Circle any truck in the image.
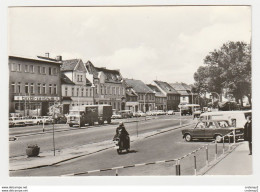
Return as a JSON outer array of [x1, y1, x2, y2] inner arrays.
[[67, 105, 112, 127]]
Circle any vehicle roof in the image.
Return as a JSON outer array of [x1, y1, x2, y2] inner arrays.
[[201, 110, 251, 116]]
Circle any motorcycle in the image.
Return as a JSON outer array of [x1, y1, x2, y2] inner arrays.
[[113, 135, 130, 154]]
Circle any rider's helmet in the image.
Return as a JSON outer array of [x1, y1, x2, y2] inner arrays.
[[119, 121, 124, 126]]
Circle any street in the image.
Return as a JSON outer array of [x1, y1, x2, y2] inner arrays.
[[10, 115, 229, 176]]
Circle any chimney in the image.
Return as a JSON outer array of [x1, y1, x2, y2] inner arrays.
[[45, 53, 49, 58], [56, 55, 62, 61]]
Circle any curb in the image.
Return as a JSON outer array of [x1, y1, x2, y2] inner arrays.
[[10, 121, 195, 172]]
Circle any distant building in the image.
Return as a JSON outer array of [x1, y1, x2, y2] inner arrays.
[[9, 55, 62, 116], [125, 85, 139, 112], [147, 84, 167, 111], [170, 82, 198, 104], [152, 80, 180, 110], [86, 61, 126, 111], [60, 59, 93, 114], [124, 78, 155, 112]]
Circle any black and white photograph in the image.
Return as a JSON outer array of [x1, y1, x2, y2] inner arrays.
[[1, 1, 260, 190]]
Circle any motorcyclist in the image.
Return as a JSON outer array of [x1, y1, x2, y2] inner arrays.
[[114, 122, 130, 149]]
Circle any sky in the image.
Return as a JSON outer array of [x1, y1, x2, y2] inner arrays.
[[8, 6, 251, 84]]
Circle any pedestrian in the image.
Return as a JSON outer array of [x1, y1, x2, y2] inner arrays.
[[244, 116, 252, 155]]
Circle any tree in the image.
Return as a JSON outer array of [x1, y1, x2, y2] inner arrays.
[[194, 41, 251, 106]]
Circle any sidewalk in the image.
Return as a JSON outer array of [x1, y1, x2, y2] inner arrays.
[[204, 141, 252, 175]]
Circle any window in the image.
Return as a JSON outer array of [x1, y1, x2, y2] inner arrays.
[[54, 84, 57, 95], [65, 87, 68, 96], [30, 65, 34, 73], [42, 84, 46, 94], [38, 66, 41, 74], [17, 64, 21, 72], [49, 67, 52, 75], [86, 88, 89, 97], [25, 83, 29, 94], [105, 86, 107, 95], [72, 88, 74, 96], [11, 63, 16, 71], [42, 67, 46, 74], [53, 68, 57, 75], [30, 83, 34, 94], [37, 83, 41, 94], [80, 75, 83, 82], [25, 65, 29, 72], [11, 82, 15, 93], [17, 82, 21, 93], [49, 84, 52, 94], [81, 88, 84, 96], [77, 88, 79, 96]]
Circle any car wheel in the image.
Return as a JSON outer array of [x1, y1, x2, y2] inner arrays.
[[37, 122, 40, 125], [184, 134, 192, 142], [215, 135, 223, 143], [117, 149, 121, 154]]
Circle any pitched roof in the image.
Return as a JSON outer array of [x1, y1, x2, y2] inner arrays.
[[61, 73, 75, 85], [170, 83, 192, 96], [153, 80, 179, 94], [61, 59, 86, 72], [124, 78, 154, 94], [86, 61, 123, 83], [147, 84, 166, 97]]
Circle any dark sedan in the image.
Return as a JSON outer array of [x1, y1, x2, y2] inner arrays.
[[182, 120, 244, 142]]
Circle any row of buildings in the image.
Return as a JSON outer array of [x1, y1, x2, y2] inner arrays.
[[9, 54, 196, 116]]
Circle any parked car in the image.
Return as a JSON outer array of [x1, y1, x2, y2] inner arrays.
[[42, 116, 53, 124], [133, 111, 146, 117], [118, 110, 133, 118], [31, 116, 45, 125], [167, 110, 174, 115], [111, 113, 122, 119], [181, 120, 244, 143], [9, 119, 15, 127], [9, 117, 26, 127]]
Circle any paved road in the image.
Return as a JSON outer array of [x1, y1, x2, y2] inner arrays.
[[9, 115, 191, 157], [10, 121, 227, 176]]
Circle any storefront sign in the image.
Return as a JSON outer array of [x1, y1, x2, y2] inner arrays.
[[14, 96, 60, 101]]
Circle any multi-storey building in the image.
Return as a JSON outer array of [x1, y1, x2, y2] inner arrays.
[[124, 78, 155, 112], [152, 80, 180, 110], [125, 85, 139, 112], [85, 61, 126, 111], [9, 55, 62, 116], [147, 84, 167, 111], [170, 82, 193, 104], [60, 59, 93, 113]]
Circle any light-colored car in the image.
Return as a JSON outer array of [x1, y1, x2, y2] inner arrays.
[[111, 114, 122, 119], [31, 116, 45, 125], [9, 117, 26, 127], [134, 111, 146, 117], [167, 110, 174, 115], [42, 116, 53, 124]]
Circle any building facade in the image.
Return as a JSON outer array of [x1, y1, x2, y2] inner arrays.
[[170, 82, 194, 104], [147, 84, 167, 111], [61, 59, 93, 113], [9, 55, 62, 116], [124, 78, 155, 112], [86, 61, 126, 111], [152, 80, 180, 110], [125, 86, 139, 112]]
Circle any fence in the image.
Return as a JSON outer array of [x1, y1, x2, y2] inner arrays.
[[62, 130, 239, 176]]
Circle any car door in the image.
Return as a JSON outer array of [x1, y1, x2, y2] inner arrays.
[[192, 122, 206, 139], [205, 122, 217, 139]]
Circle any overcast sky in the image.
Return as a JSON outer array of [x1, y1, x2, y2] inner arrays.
[[8, 6, 251, 84]]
